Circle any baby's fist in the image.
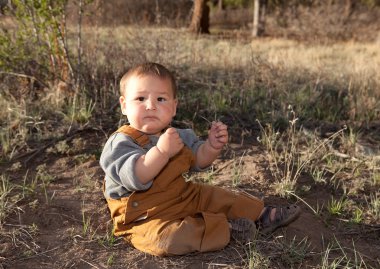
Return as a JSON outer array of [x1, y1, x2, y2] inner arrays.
[[157, 128, 184, 158], [207, 121, 228, 150]]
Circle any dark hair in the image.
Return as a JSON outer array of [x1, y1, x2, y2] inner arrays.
[[119, 62, 177, 98]]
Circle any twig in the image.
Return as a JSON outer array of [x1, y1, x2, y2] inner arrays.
[[327, 144, 360, 162], [12, 126, 98, 164], [0, 71, 48, 88], [45, 212, 82, 223], [17, 246, 60, 262], [206, 263, 230, 267], [80, 259, 103, 269], [337, 219, 380, 230], [213, 159, 235, 174], [285, 190, 318, 215], [339, 228, 380, 235]]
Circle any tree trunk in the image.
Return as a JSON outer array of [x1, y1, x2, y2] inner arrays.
[[189, 0, 210, 34], [252, 0, 267, 37], [344, 0, 354, 19], [252, 0, 260, 37], [155, 0, 161, 24], [217, 0, 223, 11]]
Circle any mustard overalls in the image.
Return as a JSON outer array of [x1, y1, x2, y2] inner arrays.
[[105, 125, 264, 256]]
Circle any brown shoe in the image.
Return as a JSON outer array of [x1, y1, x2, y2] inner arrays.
[[229, 218, 257, 243], [256, 205, 301, 234]]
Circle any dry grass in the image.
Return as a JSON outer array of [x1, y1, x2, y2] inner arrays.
[[1, 25, 380, 268]]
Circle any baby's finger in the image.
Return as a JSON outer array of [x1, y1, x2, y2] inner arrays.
[[210, 121, 217, 131], [216, 123, 228, 131], [217, 135, 228, 143], [215, 129, 228, 137], [165, 127, 178, 134]]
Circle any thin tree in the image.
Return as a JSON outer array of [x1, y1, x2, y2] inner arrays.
[[189, 0, 210, 34], [252, 0, 267, 37], [217, 0, 223, 11]]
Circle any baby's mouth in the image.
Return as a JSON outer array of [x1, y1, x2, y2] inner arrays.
[[144, 116, 158, 120]]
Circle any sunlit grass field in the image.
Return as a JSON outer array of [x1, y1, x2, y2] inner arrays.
[[1, 25, 379, 267]]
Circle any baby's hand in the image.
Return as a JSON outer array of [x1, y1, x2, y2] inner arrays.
[[156, 128, 184, 158], [207, 121, 228, 150]]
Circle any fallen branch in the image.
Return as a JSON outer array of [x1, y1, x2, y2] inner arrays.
[[0, 71, 48, 89], [12, 126, 100, 164]]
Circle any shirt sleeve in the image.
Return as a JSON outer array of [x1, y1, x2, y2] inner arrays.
[[177, 128, 208, 172], [100, 133, 153, 198]]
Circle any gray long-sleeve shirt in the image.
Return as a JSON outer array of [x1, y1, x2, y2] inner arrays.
[[100, 128, 205, 199]]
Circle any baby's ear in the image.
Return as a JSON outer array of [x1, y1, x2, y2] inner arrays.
[[119, 96, 127, 115], [172, 99, 178, 117]]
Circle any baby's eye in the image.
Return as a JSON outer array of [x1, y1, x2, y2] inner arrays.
[[136, 97, 145, 101], [157, 97, 166, 102]]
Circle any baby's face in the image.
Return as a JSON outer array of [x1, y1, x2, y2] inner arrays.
[[120, 75, 177, 135]]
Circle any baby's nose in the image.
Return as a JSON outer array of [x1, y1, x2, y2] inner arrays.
[[146, 99, 156, 110]]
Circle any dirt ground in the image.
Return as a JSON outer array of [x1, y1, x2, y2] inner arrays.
[[1, 126, 379, 269]]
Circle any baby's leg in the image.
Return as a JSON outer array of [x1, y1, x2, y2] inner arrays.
[[127, 212, 230, 256], [197, 184, 264, 221]]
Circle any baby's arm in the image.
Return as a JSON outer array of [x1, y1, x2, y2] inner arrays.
[[196, 121, 228, 169], [135, 128, 184, 184]]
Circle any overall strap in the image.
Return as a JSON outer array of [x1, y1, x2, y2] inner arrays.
[[116, 125, 150, 147]]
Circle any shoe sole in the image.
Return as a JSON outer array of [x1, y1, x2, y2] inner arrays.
[[259, 205, 301, 234], [230, 218, 257, 243]]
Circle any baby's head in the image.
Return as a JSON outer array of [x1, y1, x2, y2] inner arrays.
[[119, 63, 178, 135], [120, 62, 177, 99]]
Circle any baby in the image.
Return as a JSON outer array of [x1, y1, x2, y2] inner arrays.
[[100, 62, 300, 256]]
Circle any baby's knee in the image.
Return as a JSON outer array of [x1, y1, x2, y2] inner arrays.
[[130, 228, 198, 256], [155, 230, 199, 256]]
